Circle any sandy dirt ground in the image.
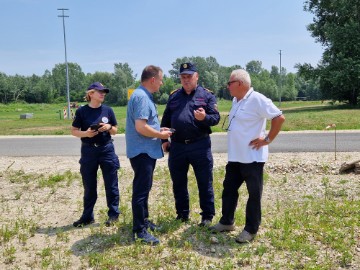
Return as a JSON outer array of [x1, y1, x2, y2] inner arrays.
[[0, 152, 359, 269]]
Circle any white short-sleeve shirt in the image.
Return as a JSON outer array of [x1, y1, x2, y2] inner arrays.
[[227, 88, 282, 163]]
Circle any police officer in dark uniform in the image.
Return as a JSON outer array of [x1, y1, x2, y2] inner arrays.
[[71, 82, 120, 227], [161, 63, 220, 226]]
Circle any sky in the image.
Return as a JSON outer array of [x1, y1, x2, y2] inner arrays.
[[0, 0, 324, 78]]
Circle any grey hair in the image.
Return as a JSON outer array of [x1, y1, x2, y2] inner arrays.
[[230, 69, 251, 86]]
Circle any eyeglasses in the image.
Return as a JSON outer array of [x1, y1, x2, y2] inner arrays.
[[221, 114, 235, 131], [227, 80, 239, 87], [221, 99, 244, 131]]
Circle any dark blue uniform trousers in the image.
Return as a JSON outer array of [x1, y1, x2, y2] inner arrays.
[[79, 143, 120, 221], [130, 153, 156, 233], [169, 137, 215, 220], [219, 162, 264, 234]]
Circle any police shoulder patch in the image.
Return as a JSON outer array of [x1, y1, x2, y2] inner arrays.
[[204, 88, 214, 94], [170, 88, 180, 95]]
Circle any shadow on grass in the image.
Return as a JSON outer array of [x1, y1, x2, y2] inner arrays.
[[36, 223, 81, 236], [36, 221, 134, 256], [161, 220, 247, 260], [70, 223, 134, 256]]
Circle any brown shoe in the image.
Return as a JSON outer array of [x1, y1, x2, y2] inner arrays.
[[209, 222, 235, 233], [235, 230, 256, 243]]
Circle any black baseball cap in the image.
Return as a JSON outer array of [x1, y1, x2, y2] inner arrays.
[[87, 82, 109, 93], [179, 62, 197, 75]]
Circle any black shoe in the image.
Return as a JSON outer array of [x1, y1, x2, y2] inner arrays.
[[145, 219, 161, 231], [198, 219, 212, 227], [105, 216, 119, 227], [176, 215, 190, 223], [73, 218, 95, 227], [133, 230, 160, 245]]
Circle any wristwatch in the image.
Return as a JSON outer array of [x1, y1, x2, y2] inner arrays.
[[264, 135, 271, 143]]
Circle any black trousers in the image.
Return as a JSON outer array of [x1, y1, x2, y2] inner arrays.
[[219, 161, 264, 234], [79, 143, 120, 221], [130, 153, 156, 233], [168, 137, 215, 220]]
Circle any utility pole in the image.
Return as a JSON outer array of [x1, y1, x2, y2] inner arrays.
[[279, 49, 282, 107], [57, 8, 71, 119]]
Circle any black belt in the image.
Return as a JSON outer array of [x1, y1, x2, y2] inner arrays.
[[82, 139, 113, 148], [173, 134, 209, 144]]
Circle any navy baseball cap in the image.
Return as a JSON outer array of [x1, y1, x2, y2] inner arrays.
[[179, 62, 197, 75], [87, 82, 109, 93]]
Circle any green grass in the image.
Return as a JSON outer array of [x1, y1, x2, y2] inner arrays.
[[0, 100, 359, 135], [0, 164, 358, 269]]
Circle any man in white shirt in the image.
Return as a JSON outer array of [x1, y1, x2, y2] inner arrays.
[[210, 69, 285, 243]]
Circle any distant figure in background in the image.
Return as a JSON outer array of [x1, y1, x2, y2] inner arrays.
[[210, 69, 285, 243], [71, 82, 120, 228], [161, 62, 220, 227], [126, 65, 173, 245]]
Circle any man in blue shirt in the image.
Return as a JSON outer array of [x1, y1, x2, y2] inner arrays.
[[126, 65, 173, 245], [161, 63, 220, 227]]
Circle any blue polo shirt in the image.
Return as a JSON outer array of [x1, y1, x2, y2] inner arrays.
[[125, 85, 163, 159]]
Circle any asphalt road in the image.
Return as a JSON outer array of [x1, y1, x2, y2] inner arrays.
[[0, 131, 359, 157]]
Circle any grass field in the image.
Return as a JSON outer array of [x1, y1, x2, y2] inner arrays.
[[0, 100, 359, 135], [0, 100, 359, 269], [0, 153, 359, 269]]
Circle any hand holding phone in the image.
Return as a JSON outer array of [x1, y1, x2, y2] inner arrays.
[[90, 124, 100, 131]]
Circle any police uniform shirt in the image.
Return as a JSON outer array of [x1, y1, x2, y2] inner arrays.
[[161, 85, 220, 142], [227, 88, 283, 163], [72, 104, 117, 145]]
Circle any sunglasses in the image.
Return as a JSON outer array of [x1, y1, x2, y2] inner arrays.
[[227, 80, 241, 87]]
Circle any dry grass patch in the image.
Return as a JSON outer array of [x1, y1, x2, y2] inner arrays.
[[0, 153, 359, 269]]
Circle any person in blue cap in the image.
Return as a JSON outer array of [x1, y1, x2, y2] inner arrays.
[[71, 82, 120, 227], [161, 62, 220, 227], [126, 65, 173, 245]]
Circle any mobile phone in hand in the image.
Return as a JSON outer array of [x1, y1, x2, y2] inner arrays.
[[90, 124, 100, 131]]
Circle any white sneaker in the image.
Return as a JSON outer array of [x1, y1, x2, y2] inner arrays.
[[235, 230, 256, 243]]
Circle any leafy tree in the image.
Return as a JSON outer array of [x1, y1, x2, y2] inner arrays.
[[52, 62, 86, 100], [8, 75, 28, 102], [169, 56, 222, 89], [251, 69, 278, 100], [112, 63, 136, 106], [80, 71, 114, 103], [24, 74, 42, 103], [160, 75, 180, 95], [299, 0, 360, 105], [281, 73, 297, 101], [154, 75, 181, 104], [158, 93, 169, 104], [217, 65, 242, 100], [295, 76, 321, 101], [203, 70, 220, 94], [246, 60, 263, 75], [0, 56, 315, 105], [0, 72, 10, 103]]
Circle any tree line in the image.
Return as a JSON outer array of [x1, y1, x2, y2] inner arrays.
[[0, 56, 321, 106], [297, 0, 360, 106]]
